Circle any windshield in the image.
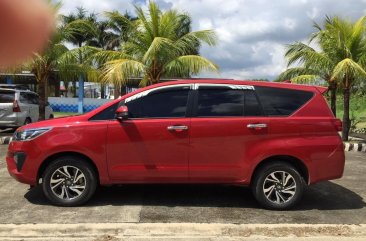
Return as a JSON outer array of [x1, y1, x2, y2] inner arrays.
[[0, 91, 15, 103]]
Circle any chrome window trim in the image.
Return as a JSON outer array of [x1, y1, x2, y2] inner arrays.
[[124, 84, 193, 103], [193, 83, 254, 90]]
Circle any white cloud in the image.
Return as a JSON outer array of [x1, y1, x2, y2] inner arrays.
[[60, 0, 366, 80], [59, 0, 135, 16]]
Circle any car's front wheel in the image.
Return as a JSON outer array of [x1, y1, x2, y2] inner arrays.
[[42, 156, 97, 206], [252, 162, 305, 210]]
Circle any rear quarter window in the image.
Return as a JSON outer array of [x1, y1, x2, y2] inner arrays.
[[255, 86, 313, 116], [0, 91, 15, 103]]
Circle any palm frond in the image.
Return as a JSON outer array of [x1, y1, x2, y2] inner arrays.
[[331, 58, 366, 87], [164, 55, 219, 77], [102, 59, 146, 86], [276, 67, 318, 81], [290, 75, 322, 85], [92, 50, 132, 65], [175, 30, 217, 55], [143, 37, 176, 62]]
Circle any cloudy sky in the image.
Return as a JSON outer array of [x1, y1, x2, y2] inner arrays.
[[60, 0, 366, 80]]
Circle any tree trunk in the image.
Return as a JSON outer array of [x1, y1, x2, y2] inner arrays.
[[73, 81, 77, 97], [342, 88, 351, 141], [329, 82, 337, 116], [55, 79, 60, 97], [101, 83, 105, 99], [38, 77, 47, 121], [114, 85, 121, 100]]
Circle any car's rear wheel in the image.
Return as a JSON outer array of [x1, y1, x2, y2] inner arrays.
[[251, 162, 305, 210], [42, 156, 97, 206], [24, 117, 31, 125]]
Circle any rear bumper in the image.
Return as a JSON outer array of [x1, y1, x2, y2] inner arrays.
[[310, 140, 345, 184], [0, 121, 19, 128]]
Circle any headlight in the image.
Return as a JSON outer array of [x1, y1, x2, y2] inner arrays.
[[13, 127, 52, 141]]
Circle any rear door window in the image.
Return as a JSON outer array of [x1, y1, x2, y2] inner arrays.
[[20, 93, 31, 104], [0, 91, 15, 103], [195, 86, 263, 117], [196, 86, 244, 117], [255, 86, 313, 116], [29, 94, 39, 104], [244, 90, 262, 116]]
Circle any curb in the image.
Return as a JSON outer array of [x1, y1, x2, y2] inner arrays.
[[0, 223, 365, 240], [344, 142, 366, 152]]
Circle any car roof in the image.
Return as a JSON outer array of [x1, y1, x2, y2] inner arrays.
[[162, 79, 323, 90], [0, 84, 30, 90], [121, 79, 326, 99]]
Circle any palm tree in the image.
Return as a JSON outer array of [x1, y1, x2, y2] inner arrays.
[[62, 7, 98, 100], [96, 1, 218, 88], [62, 7, 98, 48], [104, 11, 138, 51], [277, 23, 337, 115], [323, 16, 366, 140], [278, 16, 366, 141], [86, 20, 118, 98], [26, 4, 96, 120]]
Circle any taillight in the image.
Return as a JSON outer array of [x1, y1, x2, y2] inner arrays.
[[333, 119, 342, 132], [13, 100, 21, 112]]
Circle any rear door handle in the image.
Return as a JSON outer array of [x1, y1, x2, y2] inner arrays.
[[247, 123, 267, 129], [167, 125, 189, 132]]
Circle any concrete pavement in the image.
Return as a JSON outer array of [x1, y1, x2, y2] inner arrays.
[[0, 223, 366, 241], [0, 145, 365, 240]]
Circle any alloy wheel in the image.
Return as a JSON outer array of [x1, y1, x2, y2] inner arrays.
[[50, 165, 87, 200], [262, 171, 296, 204]]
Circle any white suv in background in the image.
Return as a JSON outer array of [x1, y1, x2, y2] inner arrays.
[[0, 88, 53, 128]]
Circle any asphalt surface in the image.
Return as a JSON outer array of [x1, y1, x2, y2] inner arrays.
[[0, 145, 365, 225]]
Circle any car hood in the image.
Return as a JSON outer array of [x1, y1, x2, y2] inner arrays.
[[17, 115, 85, 131]]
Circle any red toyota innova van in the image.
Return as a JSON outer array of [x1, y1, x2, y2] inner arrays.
[[6, 80, 345, 210]]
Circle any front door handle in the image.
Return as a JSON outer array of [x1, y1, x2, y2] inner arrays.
[[247, 123, 267, 129], [167, 125, 189, 132]]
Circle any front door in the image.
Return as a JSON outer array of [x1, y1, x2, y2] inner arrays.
[[106, 85, 192, 182]]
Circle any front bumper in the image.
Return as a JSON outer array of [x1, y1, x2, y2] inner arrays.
[[6, 141, 41, 186]]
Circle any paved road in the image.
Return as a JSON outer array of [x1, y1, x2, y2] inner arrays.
[[0, 145, 365, 225]]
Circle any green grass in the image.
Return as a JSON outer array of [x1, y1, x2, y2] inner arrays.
[[335, 94, 366, 129], [53, 112, 76, 118]]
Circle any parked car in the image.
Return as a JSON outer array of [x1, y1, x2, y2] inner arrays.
[[0, 84, 30, 90], [6, 80, 345, 210], [0, 88, 53, 128]]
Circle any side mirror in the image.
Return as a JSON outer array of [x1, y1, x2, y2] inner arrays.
[[116, 106, 129, 121]]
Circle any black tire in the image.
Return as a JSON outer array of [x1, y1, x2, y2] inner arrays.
[[251, 162, 305, 210], [42, 156, 97, 206], [24, 118, 31, 125], [49, 114, 54, 119]]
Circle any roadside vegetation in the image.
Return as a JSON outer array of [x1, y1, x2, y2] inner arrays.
[[278, 16, 366, 141], [337, 94, 366, 131]]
